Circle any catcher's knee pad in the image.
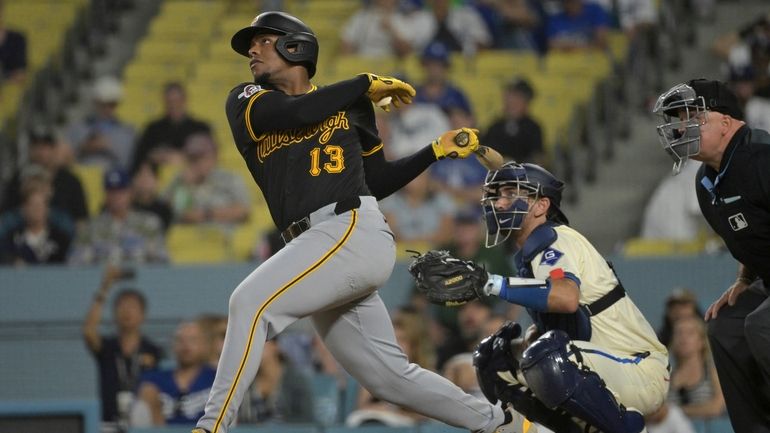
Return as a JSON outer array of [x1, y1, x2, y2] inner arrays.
[[520, 330, 645, 433]]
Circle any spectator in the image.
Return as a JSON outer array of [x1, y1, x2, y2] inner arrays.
[[657, 288, 703, 347], [482, 79, 545, 166], [196, 314, 227, 370], [133, 321, 216, 426], [668, 316, 726, 420], [0, 130, 88, 224], [66, 76, 136, 170], [379, 171, 456, 247], [427, 0, 492, 54], [340, 0, 434, 58], [346, 308, 433, 427], [0, 0, 27, 84], [82, 266, 163, 424], [131, 162, 172, 232], [0, 183, 74, 265], [237, 338, 315, 424], [131, 82, 211, 173], [69, 167, 168, 265], [387, 101, 450, 159], [545, 0, 610, 52], [640, 161, 705, 242], [163, 133, 250, 226], [479, 0, 541, 50], [429, 104, 487, 203], [435, 300, 493, 371], [443, 204, 514, 279], [414, 41, 472, 116]]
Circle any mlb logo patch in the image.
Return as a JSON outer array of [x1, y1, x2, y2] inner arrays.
[[540, 248, 563, 266], [728, 213, 748, 231], [238, 84, 262, 99]]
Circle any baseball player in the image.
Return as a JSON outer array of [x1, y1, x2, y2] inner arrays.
[[654, 79, 770, 432], [192, 12, 524, 433], [471, 162, 669, 433]]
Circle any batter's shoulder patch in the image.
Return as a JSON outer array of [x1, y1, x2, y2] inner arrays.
[[540, 247, 564, 266], [238, 84, 262, 100]]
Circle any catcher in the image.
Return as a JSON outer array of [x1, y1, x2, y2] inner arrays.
[[409, 162, 669, 433]]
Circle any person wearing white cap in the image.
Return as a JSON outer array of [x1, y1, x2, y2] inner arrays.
[[66, 76, 137, 170]]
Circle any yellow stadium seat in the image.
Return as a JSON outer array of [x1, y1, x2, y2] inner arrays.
[[622, 237, 706, 257], [468, 50, 540, 81], [0, 83, 24, 122], [330, 55, 399, 78], [608, 31, 630, 63], [135, 40, 205, 64], [458, 78, 505, 129], [71, 164, 104, 217], [544, 50, 611, 82], [167, 225, 232, 263], [123, 63, 190, 86]]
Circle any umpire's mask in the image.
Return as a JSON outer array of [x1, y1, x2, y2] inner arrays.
[[653, 83, 707, 175]]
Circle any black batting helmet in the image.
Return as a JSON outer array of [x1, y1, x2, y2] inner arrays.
[[231, 11, 319, 78]]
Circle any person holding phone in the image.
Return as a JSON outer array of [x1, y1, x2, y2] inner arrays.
[[82, 265, 163, 427]]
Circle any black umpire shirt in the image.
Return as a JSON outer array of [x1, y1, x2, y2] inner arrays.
[[695, 125, 770, 283], [225, 76, 437, 232]]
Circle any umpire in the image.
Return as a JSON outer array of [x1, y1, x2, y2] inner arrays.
[[654, 78, 770, 432]]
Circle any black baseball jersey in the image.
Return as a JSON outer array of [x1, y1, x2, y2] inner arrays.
[[695, 125, 770, 282], [225, 77, 382, 231]]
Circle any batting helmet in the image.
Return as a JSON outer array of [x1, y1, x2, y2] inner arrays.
[[231, 11, 319, 78]]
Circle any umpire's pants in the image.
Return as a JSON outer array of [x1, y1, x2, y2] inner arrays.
[[707, 283, 770, 433]]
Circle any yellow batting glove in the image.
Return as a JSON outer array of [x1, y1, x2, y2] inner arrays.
[[361, 73, 416, 112], [431, 127, 480, 160]]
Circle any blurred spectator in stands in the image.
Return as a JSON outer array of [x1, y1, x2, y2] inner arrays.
[[1, 130, 88, 224], [0, 0, 26, 84], [346, 307, 432, 427], [657, 288, 703, 347], [482, 79, 545, 166], [130, 82, 211, 173], [131, 162, 172, 232], [387, 101, 450, 159], [545, 0, 610, 52], [380, 171, 456, 248], [163, 133, 250, 226], [435, 300, 492, 371], [443, 204, 513, 277], [414, 41, 472, 115], [443, 312, 508, 399], [0, 182, 74, 265], [477, 0, 541, 50], [238, 338, 315, 424], [427, 0, 492, 54], [645, 403, 697, 433], [429, 104, 487, 204], [640, 161, 704, 242], [724, 43, 770, 132], [70, 168, 168, 264], [67, 76, 136, 170], [196, 314, 228, 370], [133, 320, 215, 426], [340, 0, 434, 58], [83, 266, 163, 424], [668, 316, 726, 420]]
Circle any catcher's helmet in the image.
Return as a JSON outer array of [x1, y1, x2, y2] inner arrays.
[[231, 11, 319, 78], [481, 162, 568, 247]]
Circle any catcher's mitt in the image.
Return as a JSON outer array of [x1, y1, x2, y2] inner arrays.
[[407, 250, 489, 307]]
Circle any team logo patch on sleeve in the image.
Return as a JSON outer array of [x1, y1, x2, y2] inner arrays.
[[238, 84, 262, 99], [540, 248, 564, 266]]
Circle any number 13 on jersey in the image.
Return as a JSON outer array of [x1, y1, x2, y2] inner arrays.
[[309, 145, 345, 176]]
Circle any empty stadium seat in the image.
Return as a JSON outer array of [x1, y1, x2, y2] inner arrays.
[[167, 225, 232, 263], [70, 164, 104, 217]]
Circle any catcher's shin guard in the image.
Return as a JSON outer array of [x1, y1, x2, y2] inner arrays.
[[474, 323, 582, 433], [520, 330, 646, 433]]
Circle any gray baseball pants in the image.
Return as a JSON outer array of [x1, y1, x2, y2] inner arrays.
[[197, 196, 504, 433]]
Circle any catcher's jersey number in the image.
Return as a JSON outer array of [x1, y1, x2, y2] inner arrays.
[[309, 145, 345, 176]]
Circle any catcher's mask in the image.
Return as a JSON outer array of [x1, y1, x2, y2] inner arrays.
[[231, 11, 319, 78], [653, 79, 743, 174], [481, 162, 568, 247]]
